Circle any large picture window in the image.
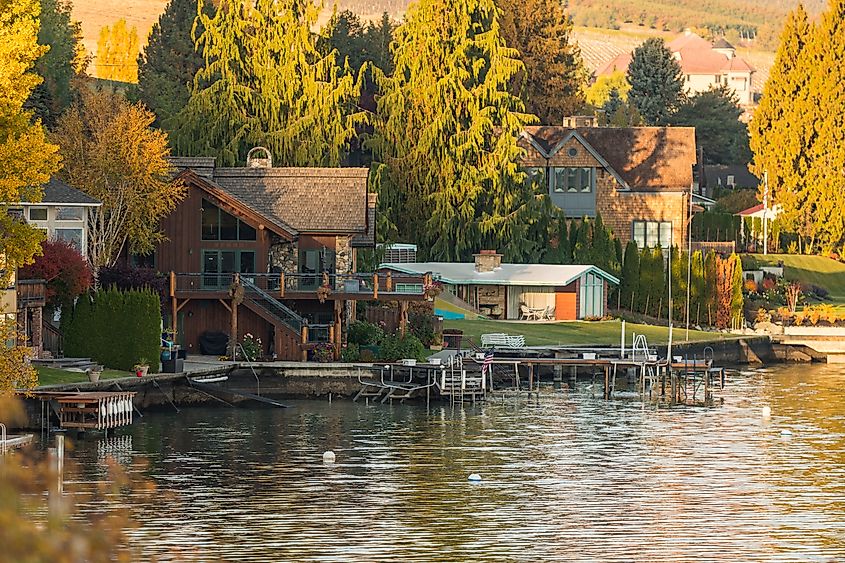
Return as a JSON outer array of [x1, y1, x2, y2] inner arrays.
[[553, 167, 593, 193], [201, 199, 257, 241], [632, 220, 673, 248], [202, 249, 256, 288]]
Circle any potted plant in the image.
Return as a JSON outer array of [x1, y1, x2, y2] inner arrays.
[[429, 335, 443, 351], [87, 364, 103, 383], [134, 359, 150, 378]]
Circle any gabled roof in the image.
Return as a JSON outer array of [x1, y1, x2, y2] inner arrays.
[[736, 204, 782, 218], [174, 164, 372, 238], [17, 178, 100, 206], [712, 38, 735, 50], [381, 262, 620, 286], [522, 126, 696, 191], [703, 164, 760, 189]]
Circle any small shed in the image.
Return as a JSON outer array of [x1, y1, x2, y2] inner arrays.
[[380, 251, 619, 320]]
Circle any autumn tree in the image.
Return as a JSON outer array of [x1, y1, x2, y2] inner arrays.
[[369, 0, 556, 262], [627, 38, 684, 125], [498, 0, 586, 123], [18, 239, 92, 312], [95, 19, 139, 82], [137, 0, 210, 129], [0, 0, 62, 276], [171, 0, 362, 167], [669, 85, 751, 165], [26, 0, 86, 127], [585, 70, 629, 108], [52, 89, 185, 272]]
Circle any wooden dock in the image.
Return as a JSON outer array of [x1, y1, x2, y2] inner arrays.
[[28, 391, 137, 431]]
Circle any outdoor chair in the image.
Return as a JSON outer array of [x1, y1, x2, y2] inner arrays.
[[519, 304, 535, 320]]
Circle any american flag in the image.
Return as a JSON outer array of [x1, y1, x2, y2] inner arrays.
[[481, 349, 495, 377]]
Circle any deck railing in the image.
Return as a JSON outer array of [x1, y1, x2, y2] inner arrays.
[[172, 272, 429, 298]]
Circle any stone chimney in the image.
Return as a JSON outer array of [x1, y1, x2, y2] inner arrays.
[[246, 146, 272, 168], [473, 250, 502, 272], [562, 115, 596, 128]]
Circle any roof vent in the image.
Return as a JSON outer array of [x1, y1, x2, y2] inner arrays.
[[246, 146, 272, 168]]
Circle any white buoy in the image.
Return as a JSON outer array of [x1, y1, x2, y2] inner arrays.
[[781, 429, 793, 436], [467, 473, 482, 482], [323, 450, 336, 463], [762, 405, 771, 418]]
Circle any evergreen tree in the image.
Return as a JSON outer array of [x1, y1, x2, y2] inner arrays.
[[320, 9, 367, 72], [627, 37, 684, 125], [95, 19, 139, 82], [620, 241, 639, 311], [636, 247, 653, 314], [689, 250, 706, 325], [703, 250, 718, 325], [568, 219, 579, 260], [669, 85, 751, 165], [137, 0, 209, 129], [172, 0, 362, 166], [749, 5, 810, 217], [26, 0, 85, 127], [801, 0, 845, 252], [370, 0, 551, 261], [572, 218, 592, 263], [365, 12, 396, 76], [651, 247, 666, 317], [497, 0, 586, 123]]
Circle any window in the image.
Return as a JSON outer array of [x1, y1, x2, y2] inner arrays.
[[201, 199, 257, 241], [29, 207, 47, 221], [55, 228, 83, 251], [567, 147, 578, 157], [632, 221, 673, 248], [299, 248, 336, 289], [553, 167, 593, 193], [56, 207, 84, 221], [395, 283, 424, 294], [202, 249, 255, 288]]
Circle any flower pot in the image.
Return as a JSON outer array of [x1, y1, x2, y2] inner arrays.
[[88, 370, 101, 383], [135, 365, 149, 378]]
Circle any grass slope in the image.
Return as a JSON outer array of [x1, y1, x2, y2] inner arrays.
[[444, 319, 726, 348], [36, 367, 130, 386], [754, 254, 845, 304]]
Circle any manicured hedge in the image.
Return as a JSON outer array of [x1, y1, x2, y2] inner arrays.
[[62, 288, 161, 372]]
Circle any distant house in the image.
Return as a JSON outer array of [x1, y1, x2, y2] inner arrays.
[[703, 164, 760, 193], [14, 178, 101, 257], [518, 121, 698, 249], [151, 152, 426, 360], [380, 251, 619, 321], [597, 31, 756, 106]]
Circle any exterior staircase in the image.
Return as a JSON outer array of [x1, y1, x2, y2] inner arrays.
[[240, 279, 306, 361]]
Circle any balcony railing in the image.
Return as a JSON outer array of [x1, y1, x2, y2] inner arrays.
[[171, 272, 429, 299]]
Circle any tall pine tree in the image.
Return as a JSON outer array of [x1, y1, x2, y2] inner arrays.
[[137, 0, 210, 129], [172, 0, 362, 166], [497, 0, 586, 124], [369, 0, 552, 261], [627, 38, 684, 125]]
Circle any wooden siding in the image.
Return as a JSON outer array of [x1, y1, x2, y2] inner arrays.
[[156, 184, 273, 273]]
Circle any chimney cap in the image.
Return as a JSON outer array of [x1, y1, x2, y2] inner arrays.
[[476, 249, 500, 255]]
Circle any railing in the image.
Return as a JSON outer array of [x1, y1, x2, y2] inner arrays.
[[241, 278, 304, 334], [172, 272, 428, 299]]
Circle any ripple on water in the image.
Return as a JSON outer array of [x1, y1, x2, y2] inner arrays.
[[61, 363, 845, 561]]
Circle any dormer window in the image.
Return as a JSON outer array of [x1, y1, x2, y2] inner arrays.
[[553, 167, 593, 193]]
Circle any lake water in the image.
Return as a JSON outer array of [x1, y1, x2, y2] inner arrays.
[[67, 363, 845, 561]]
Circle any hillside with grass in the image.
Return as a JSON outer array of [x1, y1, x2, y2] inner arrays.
[[755, 254, 845, 305], [71, 0, 809, 83]]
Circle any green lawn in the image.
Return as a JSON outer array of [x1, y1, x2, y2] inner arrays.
[[36, 366, 131, 386], [443, 319, 728, 348], [753, 254, 845, 304]]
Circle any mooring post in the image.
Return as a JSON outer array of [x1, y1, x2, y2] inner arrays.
[[604, 366, 610, 399]]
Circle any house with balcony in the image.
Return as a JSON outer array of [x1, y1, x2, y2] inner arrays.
[[156, 151, 428, 361], [518, 121, 698, 249]]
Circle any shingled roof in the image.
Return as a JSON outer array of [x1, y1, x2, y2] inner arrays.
[[19, 178, 100, 206], [522, 126, 697, 191]]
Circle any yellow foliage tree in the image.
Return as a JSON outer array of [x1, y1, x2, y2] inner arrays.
[[94, 18, 139, 82], [0, 0, 62, 275], [585, 70, 630, 107], [53, 89, 185, 271], [0, 320, 38, 394]]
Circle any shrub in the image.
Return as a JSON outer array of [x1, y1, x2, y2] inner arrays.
[[312, 342, 334, 363], [340, 343, 360, 362], [18, 240, 92, 311], [99, 266, 168, 310], [377, 334, 426, 362], [63, 288, 161, 372], [761, 276, 776, 291], [740, 255, 759, 271], [238, 333, 262, 361], [744, 279, 758, 293], [348, 320, 384, 346], [786, 241, 799, 254], [408, 309, 436, 346]]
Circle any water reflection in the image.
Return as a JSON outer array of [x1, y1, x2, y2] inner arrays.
[[66, 364, 845, 561]]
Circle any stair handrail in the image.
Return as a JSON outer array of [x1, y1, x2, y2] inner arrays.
[[241, 278, 304, 331]]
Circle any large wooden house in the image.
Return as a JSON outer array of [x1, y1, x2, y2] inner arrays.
[[155, 152, 427, 361]]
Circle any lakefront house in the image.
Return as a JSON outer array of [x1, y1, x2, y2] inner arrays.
[[518, 119, 698, 249], [153, 150, 427, 360]]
